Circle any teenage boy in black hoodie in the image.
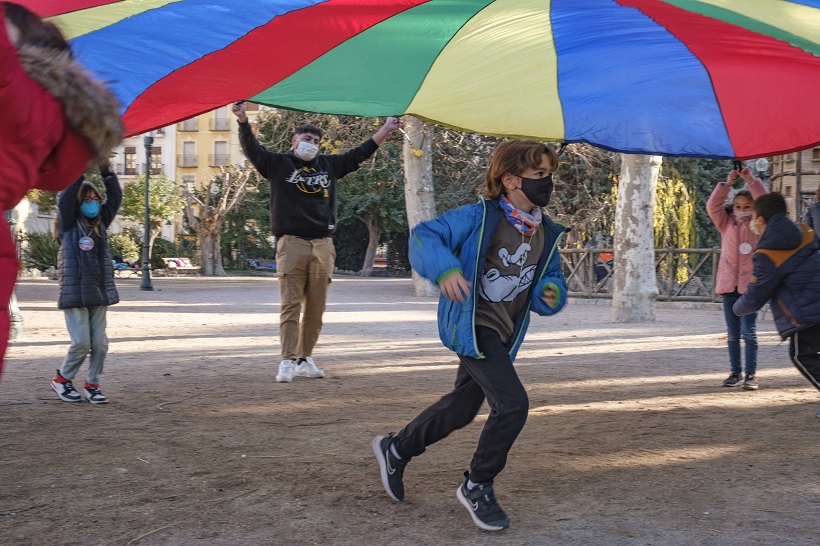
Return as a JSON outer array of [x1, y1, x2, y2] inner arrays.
[[233, 102, 400, 383], [733, 192, 820, 417]]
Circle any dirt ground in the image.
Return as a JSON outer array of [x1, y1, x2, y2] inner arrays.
[[2, 276, 818, 546]]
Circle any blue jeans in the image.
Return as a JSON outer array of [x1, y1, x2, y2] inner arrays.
[[722, 291, 758, 375], [60, 306, 109, 385]]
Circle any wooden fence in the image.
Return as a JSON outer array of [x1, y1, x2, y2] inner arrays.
[[560, 248, 721, 302]]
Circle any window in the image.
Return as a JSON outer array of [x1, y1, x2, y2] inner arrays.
[[180, 141, 197, 168], [812, 148, 820, 161], [179, 118, 198, 132], [211, 106, 229, 131], [124, 146, 137, 175], [150, 146, 162, 174], [210, 141, 229, 166], [181, 174, 196, 192]]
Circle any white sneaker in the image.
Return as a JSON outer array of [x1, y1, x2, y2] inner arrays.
[[276, 359, 294, 383], [295, 357, 325, 378], [51, 379, 81, 402]]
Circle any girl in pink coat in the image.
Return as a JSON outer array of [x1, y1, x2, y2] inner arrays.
[[706, 168, 768, 389]]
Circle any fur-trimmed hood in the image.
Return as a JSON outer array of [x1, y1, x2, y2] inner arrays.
[[16, 45, 123, 161]]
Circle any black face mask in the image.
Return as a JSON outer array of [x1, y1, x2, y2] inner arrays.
[[519, 174, 553, 207]]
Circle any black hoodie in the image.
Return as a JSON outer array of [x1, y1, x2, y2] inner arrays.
[[238, 121, 379, 239]]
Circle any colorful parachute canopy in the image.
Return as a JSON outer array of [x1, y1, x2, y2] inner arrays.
[[19, 0, 820, 159]]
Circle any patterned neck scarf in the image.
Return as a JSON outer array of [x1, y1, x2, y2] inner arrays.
[[499, 196, 542, 236]]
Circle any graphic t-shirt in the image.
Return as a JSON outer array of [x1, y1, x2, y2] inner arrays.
[[475, 215, 544, 344]]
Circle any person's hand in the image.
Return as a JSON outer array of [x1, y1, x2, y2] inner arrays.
[[439, 272, 472, 303], [726, 169, 740, 186], [738, 167, 755, 184], [232, 101, 248, 123], [98, 157, 112, 177], [383, 116, 401, 133], [542, 284, 558, 308]]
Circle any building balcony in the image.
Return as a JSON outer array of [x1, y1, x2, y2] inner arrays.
[[209, 154, 230, 167], [114, 163, 137, 176], [178, 119, 199, 132], [178, 154, 198, 168], [210, 118, 230, 131]]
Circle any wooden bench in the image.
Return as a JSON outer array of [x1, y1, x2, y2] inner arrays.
[[113, 265, 141, 278], [162, 257, 200, 276]]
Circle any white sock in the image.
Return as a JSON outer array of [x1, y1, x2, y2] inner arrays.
[[467, 479, 477, 490], [389, 443, 402, 460]]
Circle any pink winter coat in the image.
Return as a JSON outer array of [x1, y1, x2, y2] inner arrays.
[[706, 178, 767, 295]]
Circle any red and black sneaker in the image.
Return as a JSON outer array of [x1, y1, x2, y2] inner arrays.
[[83, 383, 109, 404], [51, 371, 81, 402]]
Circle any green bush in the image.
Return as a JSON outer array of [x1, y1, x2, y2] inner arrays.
[[108, 232, 140, 264], [22, 231, 59, 271], [333, 218, 369, 272]]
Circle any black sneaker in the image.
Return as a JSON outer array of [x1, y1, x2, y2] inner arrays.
[[742, 374, 759, 390], [372, 434, 408, 501], [51, 378, 81, 402], [84, 386, 109, 404], [456, 472, 510, 531], [722, 372, 743, 387]]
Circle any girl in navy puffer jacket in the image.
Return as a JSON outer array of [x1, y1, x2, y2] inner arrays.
[[51, 161, 121, 404]]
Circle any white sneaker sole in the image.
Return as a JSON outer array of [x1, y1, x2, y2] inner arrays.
[[51, 381, 81, 402], [456, 485, 508, 531], [294, 368, 325, 378], [371, 436, 400, 502], [275, 374, 292, 383]]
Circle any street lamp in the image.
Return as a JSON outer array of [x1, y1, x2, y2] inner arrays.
[[140, 135, 154, 290]]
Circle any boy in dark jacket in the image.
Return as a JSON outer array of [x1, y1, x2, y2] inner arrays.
[[733, 192, 820, 417]]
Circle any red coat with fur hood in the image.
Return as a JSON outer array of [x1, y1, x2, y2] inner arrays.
[[1, 10, 122, 376], [0, 13, 122, 209]]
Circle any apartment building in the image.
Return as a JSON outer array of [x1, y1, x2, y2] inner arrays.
[[769, 147, 820, 220]]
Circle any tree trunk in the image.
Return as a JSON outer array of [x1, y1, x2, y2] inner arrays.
[[201, 231, 226, 276], [359, 216, 381, 277], [147, 225, 162, 264], [402, 116, 438, 296], [612, 154, 661, 323]]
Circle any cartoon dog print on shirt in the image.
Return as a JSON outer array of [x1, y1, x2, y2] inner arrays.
[[479, 242, 536, 302]]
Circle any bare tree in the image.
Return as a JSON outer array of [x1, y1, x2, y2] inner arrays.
[[180, 168, 252, 276], [402, 116, 438, 296], [612, 154, 661, 322]]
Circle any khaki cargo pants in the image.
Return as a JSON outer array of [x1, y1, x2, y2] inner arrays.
[[275, 235, 335, 361]]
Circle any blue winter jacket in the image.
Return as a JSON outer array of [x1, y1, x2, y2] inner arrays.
[[409, 198, 570, 360], [733, 214, 820, 339]]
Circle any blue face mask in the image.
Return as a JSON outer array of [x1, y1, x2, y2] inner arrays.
[[80, 200, 101, 219]]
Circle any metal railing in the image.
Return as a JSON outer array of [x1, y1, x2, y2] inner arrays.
[[178, 154, 198, 168], [560, 247, 721, 302], [210, 118, 230, 131], [178, 120, 199, 132], [209, 154, 230, 167], [115, 163, 162, 175]]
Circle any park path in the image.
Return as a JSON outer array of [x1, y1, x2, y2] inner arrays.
[[1, 277, 818, 545]]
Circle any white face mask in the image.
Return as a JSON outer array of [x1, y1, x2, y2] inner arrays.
[[294, 141, 319, 161], [734, 211, 752, 222], [749, 219, 761, 235]]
